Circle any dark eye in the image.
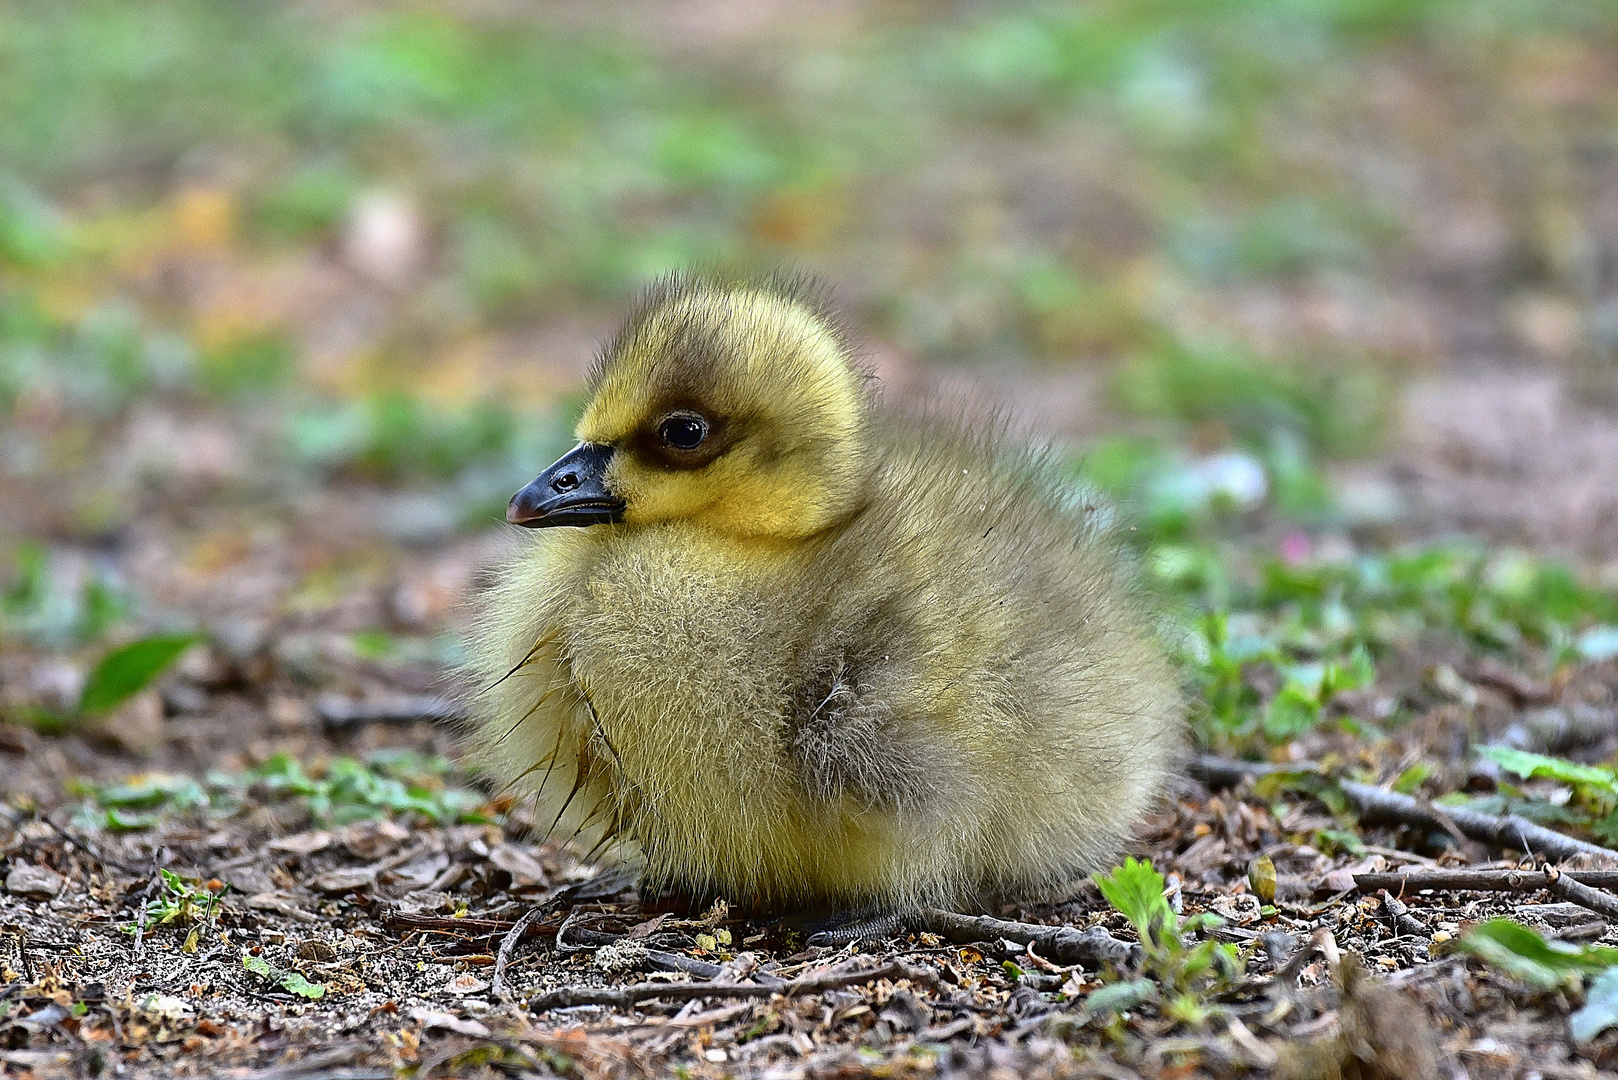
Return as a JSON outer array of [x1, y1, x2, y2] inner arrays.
[[658, 413, 708, 451]]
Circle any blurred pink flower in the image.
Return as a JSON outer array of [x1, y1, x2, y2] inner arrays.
[[1279, 530, 1311, 565]]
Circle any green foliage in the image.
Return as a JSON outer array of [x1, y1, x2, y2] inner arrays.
[[1474, 747, 1618, 844], [0, 297, 198, 417], [78, 633, 202, 715], [198, 334, 294, 399], [253, 160, 361, 238], [1091, 858, 1243, 1024], [1095, 857, 1176, 953], [0, 174, 67, 268], [250, 751, 487, 826], [1, 544, 128, 648], [84, 772, 209, 831], [123, 869, 223, 935], [82, 749, 489, 830], [242, 954, 325, 1000], [1084, 978, 1155, 1015], [286, 393, 561, 484], [1113, 339, 1389, 458], [4, 0, 1592, 356], [1459, 918, 1618, 993], [1160, 542, 1618, 751]]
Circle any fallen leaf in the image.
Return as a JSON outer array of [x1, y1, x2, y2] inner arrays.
[[409, 1008, 490, 1038], [266, 830, 334, 857], [487, 844, 549, 887], [335, 818, 409, 860]]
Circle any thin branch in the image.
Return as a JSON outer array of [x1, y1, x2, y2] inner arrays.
[[316, 693, 463, 731], [1375, 890, 1427, 937], [528, 959, 939, 1013], [41, 814, 146, 875], [1354, 868, 1618, 894], [1543, 867, 1618, 921], [382, 907, 727, 978], [1189, 755, 1618, 865], [914, 909, 1141, 968], [491, 907, 547, 1002]]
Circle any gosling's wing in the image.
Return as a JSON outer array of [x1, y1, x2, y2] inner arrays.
[[785, 640, 943, 812]]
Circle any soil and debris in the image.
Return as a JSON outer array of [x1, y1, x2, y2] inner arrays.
[[6, 1, 1618, 1077]]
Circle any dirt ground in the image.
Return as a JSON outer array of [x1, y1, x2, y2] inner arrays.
[[7, 2, 1618, 1078], [3, 346, 1618, 1079]]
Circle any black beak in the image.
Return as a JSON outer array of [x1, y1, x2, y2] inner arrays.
[[507, 443, 626, 528]]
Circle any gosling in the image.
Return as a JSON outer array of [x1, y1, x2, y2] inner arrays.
[[467, 273, 1182, 917]]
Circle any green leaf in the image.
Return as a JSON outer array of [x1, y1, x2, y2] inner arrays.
[[242, 953, 325, 1000], [1572, 968, 1618, 1043], [79, 634, 203, 715], [279, 972, 326, 1000], [1084, 979, 1154, 1015], [103, 808, 158, 831], [1458, 919, 1618, 992], [1478, 747, 1618, 794], [1594, 809, 1618, 846], [1392, 763, 1433, 795], [1094, 857, 1174, 951], [1315, 828, 1367, 857], [1252, 769, 1351, 817]]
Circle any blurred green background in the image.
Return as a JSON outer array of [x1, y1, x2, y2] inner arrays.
[[4, 0, 1618, 760], [4, 0, 1615, 512]]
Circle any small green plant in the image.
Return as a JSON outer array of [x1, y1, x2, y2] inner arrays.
[[0, 544, 133, 649], [250, 750, 488, 825], [123, 869, 224, 937], [242, 954, 326, 1000], [1090, 857, 1243, 1026], [82, 749, 490, 830], [1155, 541, 1618, 753], [1456, 748, 1618, 844]]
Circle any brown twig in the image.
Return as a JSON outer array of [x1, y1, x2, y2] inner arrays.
[[1189, 755, 1618, 864], [41, 814, 146, 875], [528, 959, 939, 1013], [1376, 890, 1428, 937], [914, 909, 1141, 968], [383, 911, 557, 940], [491, 907, 547, 1002], [1354, 868, 1618, 894], [383, 907, 728, 978], [1543, 867, 1618, 921], [316, 693, 464, 731]]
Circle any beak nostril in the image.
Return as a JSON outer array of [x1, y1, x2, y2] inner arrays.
[[552, 472, 580, 493]]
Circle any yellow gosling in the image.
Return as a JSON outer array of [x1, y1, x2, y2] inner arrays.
[[465, 272, 1183, 916]]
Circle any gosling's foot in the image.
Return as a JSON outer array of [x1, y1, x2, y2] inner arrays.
[[804, 908, 914, 947], [553, 865, 638, 905]]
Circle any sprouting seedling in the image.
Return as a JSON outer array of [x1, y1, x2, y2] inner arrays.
[[1090, 857, 1245, 1026]]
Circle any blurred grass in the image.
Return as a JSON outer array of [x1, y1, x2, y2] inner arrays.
[[4, 0, 1614, 414]]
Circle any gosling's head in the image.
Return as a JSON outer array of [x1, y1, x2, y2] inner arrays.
[[507, 274, 874, 540]]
